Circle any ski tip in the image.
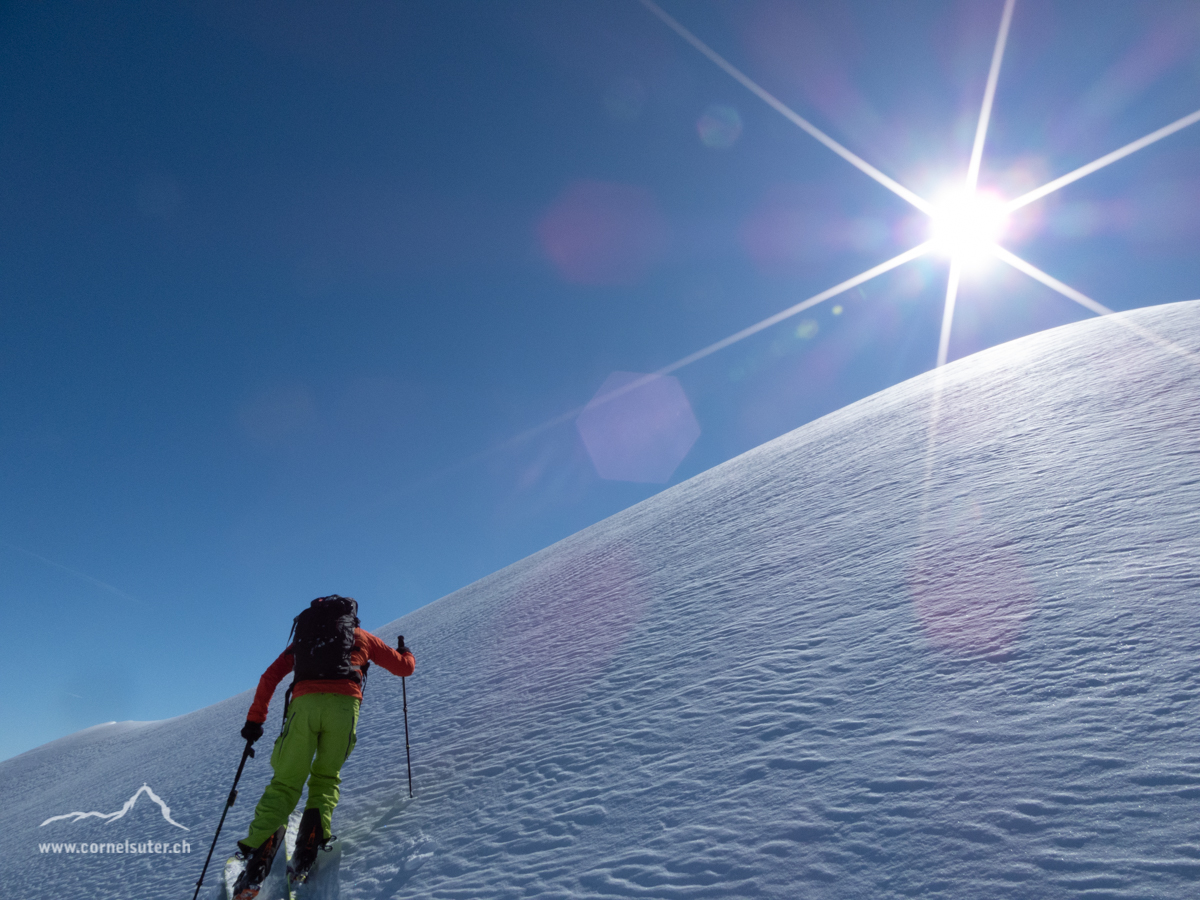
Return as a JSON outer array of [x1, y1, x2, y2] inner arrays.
[[222, 855, 245, 900]]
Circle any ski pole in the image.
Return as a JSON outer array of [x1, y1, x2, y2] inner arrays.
[[398, 634, 413, 798], [402, 675, 414, 798], [192, 740, 255, 900]]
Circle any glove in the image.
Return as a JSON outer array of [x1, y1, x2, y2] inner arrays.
[[241, 720, 264, 744], [397, 635, 409, 654]]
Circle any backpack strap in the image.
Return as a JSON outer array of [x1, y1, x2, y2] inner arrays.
[[280, 683, 294, 736]]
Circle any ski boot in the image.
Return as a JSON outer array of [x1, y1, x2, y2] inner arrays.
[[288, 807, 331, 887], [231, 825, 285, 900]]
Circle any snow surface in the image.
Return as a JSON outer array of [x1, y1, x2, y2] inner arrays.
[[4, 300, 1200, 900]]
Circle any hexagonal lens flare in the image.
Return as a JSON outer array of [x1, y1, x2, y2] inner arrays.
[[576, 372, 700, 484]]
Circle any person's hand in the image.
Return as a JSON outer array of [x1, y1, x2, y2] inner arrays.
[[397, 635, 409, 654], [241, 720, 264, 744]]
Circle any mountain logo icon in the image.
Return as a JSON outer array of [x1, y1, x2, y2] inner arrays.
[[40, 784, 189, 830]]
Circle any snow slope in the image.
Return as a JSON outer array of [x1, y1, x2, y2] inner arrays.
[[4, 301, 1199, 900]]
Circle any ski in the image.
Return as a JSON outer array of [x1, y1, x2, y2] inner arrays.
[[222, 854, 244, 899], [286, 838, 342, 898], [227, 825, 287, 900]]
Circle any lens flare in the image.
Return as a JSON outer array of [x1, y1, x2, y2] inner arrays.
[[929, 189, 1008, 266], [576, 371, 700, 484], [697, 104, 742, 149]]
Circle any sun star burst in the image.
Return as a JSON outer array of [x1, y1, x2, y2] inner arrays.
[[637, 0, 1200, 373]]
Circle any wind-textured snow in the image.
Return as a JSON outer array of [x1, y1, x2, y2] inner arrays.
[[4, 301, 1200, 900]]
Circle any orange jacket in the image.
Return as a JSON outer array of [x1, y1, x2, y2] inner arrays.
[[247, 628, 415, 724]]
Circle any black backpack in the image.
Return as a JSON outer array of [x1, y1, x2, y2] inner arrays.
[[290, 595, 366, 685]]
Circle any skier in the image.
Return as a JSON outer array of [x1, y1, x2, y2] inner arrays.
[[230, 594, 415, 900]]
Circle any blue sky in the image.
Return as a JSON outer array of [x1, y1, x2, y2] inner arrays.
[[2, 0, 1198, 762]]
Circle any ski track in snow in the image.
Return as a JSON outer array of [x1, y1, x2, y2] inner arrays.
[[3, 301, 1200, 899]]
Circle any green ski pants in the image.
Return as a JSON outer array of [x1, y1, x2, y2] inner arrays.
[[243, 692, 360, 848]]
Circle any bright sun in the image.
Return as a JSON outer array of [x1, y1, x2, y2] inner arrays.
[[636, 0, 1200, 378], [930, 189, 1009, 266]]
